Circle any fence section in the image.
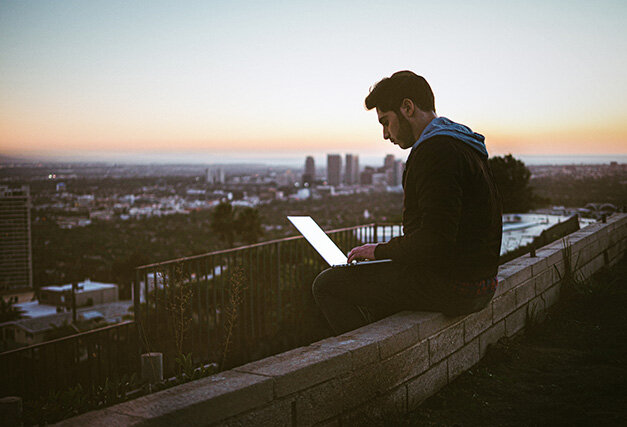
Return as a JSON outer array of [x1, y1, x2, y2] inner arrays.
[[0, 321, 140, 400], [133, 223, 402, 373]]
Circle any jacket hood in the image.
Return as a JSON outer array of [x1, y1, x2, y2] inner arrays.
[[412, 117, 488, 157]]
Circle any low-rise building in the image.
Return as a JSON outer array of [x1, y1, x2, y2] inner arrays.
[[39, 279, 118, 308], [0, 300, 132, 349]]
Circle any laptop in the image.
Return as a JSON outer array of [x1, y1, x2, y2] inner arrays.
[[287, 216, 392, 268]]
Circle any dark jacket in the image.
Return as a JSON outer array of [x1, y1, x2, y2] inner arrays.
[[374, 134, 503, 293]]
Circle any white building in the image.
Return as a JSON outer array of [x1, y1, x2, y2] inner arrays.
[[39, 279, 118, 308]]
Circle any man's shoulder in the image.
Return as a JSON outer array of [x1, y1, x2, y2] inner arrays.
[[409, 135, 465, 163]]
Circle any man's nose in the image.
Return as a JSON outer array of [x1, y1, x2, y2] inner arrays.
[[383, 129, 389, 140]]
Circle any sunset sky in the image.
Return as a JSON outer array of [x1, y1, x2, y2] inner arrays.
[[1, 0, 626, 164]]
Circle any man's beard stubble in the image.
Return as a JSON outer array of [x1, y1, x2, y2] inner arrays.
[[397, 114, 416, 149]]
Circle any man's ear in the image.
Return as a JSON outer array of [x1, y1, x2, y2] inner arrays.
[[400, 98, 415, 118]]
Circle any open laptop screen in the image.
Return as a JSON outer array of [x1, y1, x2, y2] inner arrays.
[[287, 216, 348, 266]]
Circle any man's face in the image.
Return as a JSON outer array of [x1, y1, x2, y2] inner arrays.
[[376, 108, 415, 149]]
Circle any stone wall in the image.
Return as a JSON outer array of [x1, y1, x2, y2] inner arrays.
[[57, 214, 627, 426]]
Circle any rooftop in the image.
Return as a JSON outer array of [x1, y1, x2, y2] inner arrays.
[[40, 279, 117, 293], [1, 300, 132, 333]]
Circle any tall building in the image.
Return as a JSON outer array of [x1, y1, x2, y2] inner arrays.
[[302, 156, 315, 185], [344, 154, 360, 185], [393, 159, 404, 186], [327, 154, 342, 186], [206, 167, 225, 185], [387, 159, 404, 186], [384, 154, 396, 171], [360, 166, 375, 185], [0, 186, 32, 290]]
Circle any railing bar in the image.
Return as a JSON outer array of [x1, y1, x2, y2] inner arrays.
[[143, 269, 149, 330], [234, 251, 246, 364], [288, 240, 294, 327], [219, 254, 225, 362], [203, 257, 210, 362], [299, 238, 306, 324], [114, 326, 120, 381], [155, 266, 161, 340], [97, 330, 103, 386], [249, 247, 255, 343], [53, 339, 60, 393], [262, 242, 269, 338], [74, 338, 79, 394], [210, 254, 217, 361], [195, 258, 202, 359], [255, 246, 261, 340], [276, 243, 282, 326], [0, 321, 136, 356], [135, 224, 377, 269], [256, 246, 261, 340]]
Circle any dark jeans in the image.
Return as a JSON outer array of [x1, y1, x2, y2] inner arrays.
[[312, 261, 493, 335]]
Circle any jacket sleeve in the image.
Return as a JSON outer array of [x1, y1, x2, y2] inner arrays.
[[374, 139, 464, 271]]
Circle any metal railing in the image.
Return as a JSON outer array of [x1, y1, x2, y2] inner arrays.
[[133, 223, 402, 372], [0, 321, 140, 400], [1, 216, 583, 401]]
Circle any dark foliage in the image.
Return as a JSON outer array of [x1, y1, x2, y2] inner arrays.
[[0, 296, 24, 322], [531, 175, 626, 209], [210, 201, 236, 246], [489, 154, 535, 213], [234, 207, 263, 244]]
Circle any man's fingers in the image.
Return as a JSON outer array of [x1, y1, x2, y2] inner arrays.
[[347, 246, 361, 263]]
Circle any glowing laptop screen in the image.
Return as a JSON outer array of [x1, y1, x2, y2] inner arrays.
[[287, 216, 348, 266]]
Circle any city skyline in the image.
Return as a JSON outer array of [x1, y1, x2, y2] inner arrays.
[[1, 1, 626, 162]]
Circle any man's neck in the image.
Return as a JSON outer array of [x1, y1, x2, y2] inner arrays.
[[412, 112, 438, 141]]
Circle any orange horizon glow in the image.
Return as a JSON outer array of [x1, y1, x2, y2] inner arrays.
[[2, 116, 626, 157], [1, 1, 626, 160]]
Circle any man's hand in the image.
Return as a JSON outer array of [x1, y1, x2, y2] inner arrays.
[[347, 243, 378, 263]]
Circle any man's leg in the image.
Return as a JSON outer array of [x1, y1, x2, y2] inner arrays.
[[312, 262, 406, 335]]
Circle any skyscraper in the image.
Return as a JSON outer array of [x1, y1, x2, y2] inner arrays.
[[384, 154, 396, 171], [327, 154, 342, 186], [0, 186, 32, 290], [344, 154, 359, 185], [206, 167, 225, 185], [360, 166, 375, 185], [385, 159, 405, 186], [391, 159, 404, 186], [302, 156, 315, 185]]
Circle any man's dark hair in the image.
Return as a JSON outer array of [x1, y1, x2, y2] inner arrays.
[[364, 71, 435, 114]]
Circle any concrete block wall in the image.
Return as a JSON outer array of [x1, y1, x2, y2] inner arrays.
[[57, 214, 627, 426]]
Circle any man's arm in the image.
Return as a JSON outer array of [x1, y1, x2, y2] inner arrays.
[[374, 138, 464, 271]]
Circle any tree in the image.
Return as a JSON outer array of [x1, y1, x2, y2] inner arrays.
[[210, 202, 236, 247], [235, 207, 263, 244], [489, 154, 534, 213], [111, 251, 150, 300], [0, 296, 24, 322]]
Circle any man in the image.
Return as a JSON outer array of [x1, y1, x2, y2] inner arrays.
[[312, 71, 502, 335]]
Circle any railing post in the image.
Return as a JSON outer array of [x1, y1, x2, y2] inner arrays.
[[0, 396, 22, 427], [141, 352, 163, 385], [277, 243, 282, 325], [134, 268, 146, 355], [133, 268, 141, 323]]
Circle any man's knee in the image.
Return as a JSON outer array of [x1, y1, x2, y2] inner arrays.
[[312, 267, 341, 299]]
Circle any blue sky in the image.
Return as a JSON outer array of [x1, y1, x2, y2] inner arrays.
[[1, 0, 626, 162]]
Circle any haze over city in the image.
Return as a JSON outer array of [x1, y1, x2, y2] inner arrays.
[[1, 0, 626, 164]]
